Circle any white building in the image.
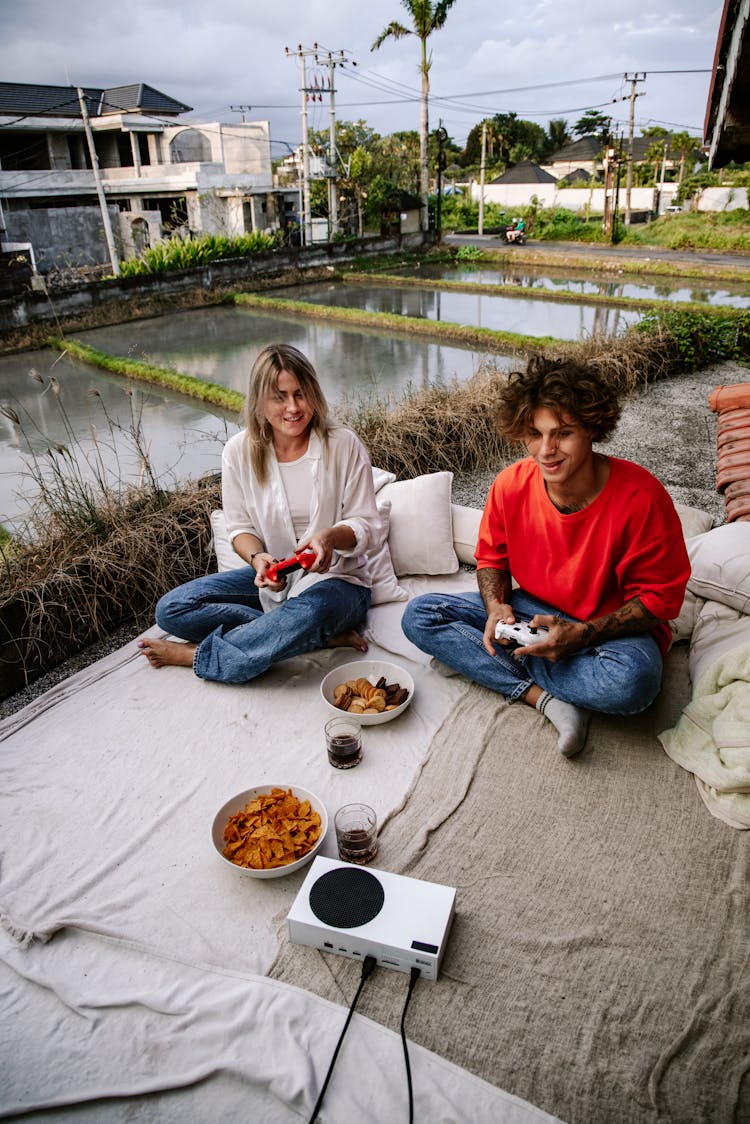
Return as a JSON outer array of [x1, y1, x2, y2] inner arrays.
[[0, 81, 296, 271]]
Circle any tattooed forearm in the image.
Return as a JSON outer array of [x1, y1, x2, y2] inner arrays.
[[579, 598, 661, 646], [477, 567, 513, 612]]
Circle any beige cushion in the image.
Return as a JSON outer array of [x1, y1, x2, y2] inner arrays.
[[686, 522, 750, 614], [377, 471, 459, 577]]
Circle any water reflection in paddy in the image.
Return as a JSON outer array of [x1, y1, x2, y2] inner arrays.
[[1, 307, 509, 529], [0, 348, 234, 531], [77, 305, 503, 401], [264, 280, 639, 340], [389, 263, 750, 308]]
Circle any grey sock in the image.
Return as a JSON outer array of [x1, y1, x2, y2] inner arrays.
[[535, 691, 591, 758]]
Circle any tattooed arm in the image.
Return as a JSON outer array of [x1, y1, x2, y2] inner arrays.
[[477, 567, 515, 656], [522, 597, 662, 662]]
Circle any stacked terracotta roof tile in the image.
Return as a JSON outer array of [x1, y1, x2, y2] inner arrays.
[[710, 382, 750, 522]]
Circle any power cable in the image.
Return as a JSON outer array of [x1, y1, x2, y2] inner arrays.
[[307, 954, 377, 1124]]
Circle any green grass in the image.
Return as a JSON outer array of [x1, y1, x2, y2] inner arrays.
[[622, 210, 750, 253], [47, 338, 245, 415], [341, 270, 750, 319], [231, 291, 563, 352]]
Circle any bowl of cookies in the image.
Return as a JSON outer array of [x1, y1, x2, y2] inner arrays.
[[320, 659, 415, 726], [211, 784, 328, 879]]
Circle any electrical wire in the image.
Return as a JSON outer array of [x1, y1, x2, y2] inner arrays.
[[307, 954, 377, 1124], [400, 967, 421, 1124]]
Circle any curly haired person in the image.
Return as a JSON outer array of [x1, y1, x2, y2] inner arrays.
[[402, 354, 691, 758]]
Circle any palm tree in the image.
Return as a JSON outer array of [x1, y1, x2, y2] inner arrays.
[[372, 0, 457, 233], [671, 131, 701, 186]]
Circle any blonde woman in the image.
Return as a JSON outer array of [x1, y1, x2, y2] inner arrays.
[[139, 344, 379, 683]]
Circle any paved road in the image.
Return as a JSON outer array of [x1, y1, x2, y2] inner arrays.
[[442, 233, 750, 271]]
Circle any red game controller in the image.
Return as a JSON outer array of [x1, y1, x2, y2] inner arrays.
[[265, 550, 316, 582]]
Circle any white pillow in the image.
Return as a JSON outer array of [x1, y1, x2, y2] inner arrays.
[[686, 522, 750, 613], [674, 502, 715, 540], [668, 504, 715, 642], [689, 597, 750, 688], [368, 500, 408, 606], [377, 472, 459, 577], [451, 503, 482, 566]]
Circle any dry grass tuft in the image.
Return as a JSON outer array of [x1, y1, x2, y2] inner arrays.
[[0, 481, 220, 699]]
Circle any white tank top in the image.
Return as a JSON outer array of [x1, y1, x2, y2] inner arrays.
[[278, 454, 314, 541]]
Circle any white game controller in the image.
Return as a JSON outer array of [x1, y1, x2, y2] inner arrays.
[[494, 620, 549, 647]]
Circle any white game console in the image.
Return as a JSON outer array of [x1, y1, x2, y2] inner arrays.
[[287, 856, 457, 981]]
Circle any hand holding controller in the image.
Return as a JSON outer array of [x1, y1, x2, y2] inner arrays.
[[494, 620, 550, 647], [265, 550, 316, 583]]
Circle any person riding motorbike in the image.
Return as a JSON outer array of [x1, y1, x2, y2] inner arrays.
[[505, 216, 526, 244]]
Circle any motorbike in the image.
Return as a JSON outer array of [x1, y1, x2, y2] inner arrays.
[[503, 226, 527, 245]]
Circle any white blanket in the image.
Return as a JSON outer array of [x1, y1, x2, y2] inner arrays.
[[0, 571, 559, 1122], [659, 641, 750, 829], [0, 581, 473, 969]]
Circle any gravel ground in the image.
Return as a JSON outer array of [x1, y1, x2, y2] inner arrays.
[[1, 358, 747, 722]]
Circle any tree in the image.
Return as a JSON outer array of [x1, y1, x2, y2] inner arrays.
[[545, 118, 570, 157], [372, 0, 457, 233], [671, 131, 702, 186], [573, 110, 611, 143], [462, 113, 547, 170]]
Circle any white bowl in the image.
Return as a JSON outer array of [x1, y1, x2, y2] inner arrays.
[[211, 785, 328, 879], [320, 659, 415, 726]]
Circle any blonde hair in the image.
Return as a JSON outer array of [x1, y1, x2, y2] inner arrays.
[[242, 344, 330, 483]]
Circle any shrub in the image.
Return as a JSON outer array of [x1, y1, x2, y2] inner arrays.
[[119, 230, 283, 276], [635, 306, 750, 368]]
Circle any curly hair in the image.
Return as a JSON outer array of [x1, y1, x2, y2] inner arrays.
[[242, 343, 331, 483], [496, 353, 622, 443]]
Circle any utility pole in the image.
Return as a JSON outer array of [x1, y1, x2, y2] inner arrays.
[[77, 87, 120, 276], [623, 72, 645, 225], [478, 121, 487, 236], [324, 49, 350, 240], [286, 44, 351, 246], [230, 104, 252, 123], [435, 124, 447, 245]]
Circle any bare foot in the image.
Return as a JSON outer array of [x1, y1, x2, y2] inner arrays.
[[326, 629, 368, 652], [137, 637, 197, 669]]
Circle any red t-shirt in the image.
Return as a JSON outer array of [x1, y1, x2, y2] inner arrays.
[[475, 456, 690, 657]]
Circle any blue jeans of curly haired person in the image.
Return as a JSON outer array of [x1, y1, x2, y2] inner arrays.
[[155, 567, 371, 685], [401, 589, 664, 715]]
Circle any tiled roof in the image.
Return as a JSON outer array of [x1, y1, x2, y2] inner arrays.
[[490, 160, 557, 184], [0, 81, 191, 118]]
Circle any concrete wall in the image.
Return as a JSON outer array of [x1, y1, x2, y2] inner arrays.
[[0, 231, 430, 340], [693, 186, 749, 210], [472, 183, 672, 213], [2, 205, 122, 271]]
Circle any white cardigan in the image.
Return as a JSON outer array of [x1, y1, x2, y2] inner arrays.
[[221, 425, 380, 603]]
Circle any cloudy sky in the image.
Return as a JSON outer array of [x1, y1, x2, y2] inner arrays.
[[0, 0, 723, 152]]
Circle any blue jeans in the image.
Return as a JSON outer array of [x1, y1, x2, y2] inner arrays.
[[401, 589, 663, 715], [155, 568, 371, 684]]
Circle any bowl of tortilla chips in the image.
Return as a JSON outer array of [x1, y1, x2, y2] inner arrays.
[[212, 785, 328, 879]]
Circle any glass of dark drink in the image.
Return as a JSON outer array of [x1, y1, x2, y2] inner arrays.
[[325, 717, 362, 769], [334, 803, 378, 865]]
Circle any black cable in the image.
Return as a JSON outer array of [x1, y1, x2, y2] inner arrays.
[[400, 967, 421, 1124], [307, 954, 377, 1124]]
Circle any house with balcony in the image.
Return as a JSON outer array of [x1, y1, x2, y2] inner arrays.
[[0, 81, 296, 272]]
